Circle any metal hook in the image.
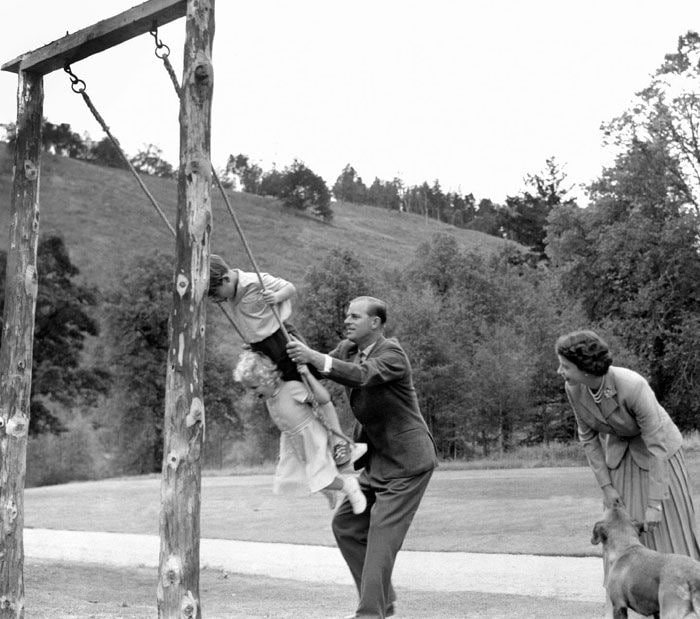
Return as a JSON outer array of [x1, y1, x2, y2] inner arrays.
[[63, 64, 86, 94], [150, 26, 170, 59]]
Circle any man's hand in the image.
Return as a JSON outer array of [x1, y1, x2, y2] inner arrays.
[[287, 338, 316, 366]]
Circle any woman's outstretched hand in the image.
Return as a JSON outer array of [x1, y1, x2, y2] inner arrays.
[[602, 485, 623, 509]]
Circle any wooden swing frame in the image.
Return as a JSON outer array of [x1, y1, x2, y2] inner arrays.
[[0, 1, 211, 617]]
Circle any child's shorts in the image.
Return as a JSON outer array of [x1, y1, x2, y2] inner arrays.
[[251, 323, 320, 382]]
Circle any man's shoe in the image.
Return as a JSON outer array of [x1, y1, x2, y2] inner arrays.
[[341, 604, 394, 619]]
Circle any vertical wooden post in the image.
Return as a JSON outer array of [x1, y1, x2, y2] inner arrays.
[[0, 70, 43, 619], [157, 0, 213, 617]]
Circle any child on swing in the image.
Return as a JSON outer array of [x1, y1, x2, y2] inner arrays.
[[233, 349, 367, 513], [208, 253, 358, 467]]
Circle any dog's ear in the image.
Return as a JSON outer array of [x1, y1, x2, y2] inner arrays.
[[591, 521, 607, 545], [631, 520, 644, 537]]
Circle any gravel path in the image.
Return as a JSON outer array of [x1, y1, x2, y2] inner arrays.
[[25, 528, 604, 603]]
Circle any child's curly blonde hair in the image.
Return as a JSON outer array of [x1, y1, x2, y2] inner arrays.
[[233, 350, 281, 390]]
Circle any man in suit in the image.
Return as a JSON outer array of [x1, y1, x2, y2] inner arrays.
[[287, 296, 438, 619]]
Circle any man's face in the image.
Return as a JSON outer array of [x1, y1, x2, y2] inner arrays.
[[344, 299, 375, 344]]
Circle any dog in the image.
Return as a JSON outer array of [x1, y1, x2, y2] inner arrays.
[[591, 505, 700, 618]]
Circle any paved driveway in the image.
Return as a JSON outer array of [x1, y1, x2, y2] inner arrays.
[[25, 528, 603, 602]]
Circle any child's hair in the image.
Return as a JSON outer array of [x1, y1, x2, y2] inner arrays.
[[233, 350, 281, 390], [208, 254, 231, 298]]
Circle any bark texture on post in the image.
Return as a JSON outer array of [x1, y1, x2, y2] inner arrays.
[[0, 71, 43, 619], [157, 1, 213, 617]]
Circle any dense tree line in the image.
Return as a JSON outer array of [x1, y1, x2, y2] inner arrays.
[[1, 120, 333, 221], [1, 119, 175, 177]]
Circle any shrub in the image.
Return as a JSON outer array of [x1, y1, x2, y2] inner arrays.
[[26, 418, 108, 487]]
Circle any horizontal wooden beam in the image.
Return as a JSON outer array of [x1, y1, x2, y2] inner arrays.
[[1, 0, 187, 75]]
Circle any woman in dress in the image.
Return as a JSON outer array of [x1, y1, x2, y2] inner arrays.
[[556, 329, 700, 558]]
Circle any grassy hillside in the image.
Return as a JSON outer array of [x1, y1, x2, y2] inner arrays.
[[0, 145, 510, 291]]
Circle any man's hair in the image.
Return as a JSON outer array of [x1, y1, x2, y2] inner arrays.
[[555, 330, 613, 376], [352, 296, 387, 325], [232, 350, 280, 390], [208, 254, 231, 298]]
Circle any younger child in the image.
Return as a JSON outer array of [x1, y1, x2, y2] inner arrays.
[[233, 350, 367, 514], [209, 254, 354, 466]]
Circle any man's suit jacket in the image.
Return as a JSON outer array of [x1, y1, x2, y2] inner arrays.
[[326, 335, 438, 480], [566, 365, 682, 500]]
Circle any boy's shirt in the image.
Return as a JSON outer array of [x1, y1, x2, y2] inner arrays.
[[228, 269, 293, 343]]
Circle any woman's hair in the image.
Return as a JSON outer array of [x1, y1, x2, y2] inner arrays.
[[555, 330, 613, 376], [208, 254, 230, 298], [233, 350, 280, 389]]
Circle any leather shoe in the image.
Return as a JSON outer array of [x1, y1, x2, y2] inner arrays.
[[341, 604, 395, 618]]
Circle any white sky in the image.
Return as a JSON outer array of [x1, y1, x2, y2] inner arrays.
[[1, 1, 699, 204]]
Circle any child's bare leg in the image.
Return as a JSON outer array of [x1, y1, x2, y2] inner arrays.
[[317, 403, 344, 440], [317, 402, 355, 466], [323, 475, 366, 515]]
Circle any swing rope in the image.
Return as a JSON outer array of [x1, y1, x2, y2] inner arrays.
[[149, 28, 354, 447], [149, 28, 292, 340], [150, 29, 181, 99], [63, 38, 353, 447], [63, 65, 176, 238]]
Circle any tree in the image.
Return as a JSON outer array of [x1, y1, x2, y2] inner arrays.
[[43, 121, 86, 158], [103, 251, 171, 472], [224, 153, 263, 193], [0, 235, 108, 435], [297, 248, 374, 351], [279, 159, 333, 221], [103, 251, 239, 473], [500, 157, 575, 258], [259, 167, 285, 198], [88, 136, 129, 169], [448, 191, 476, 227], [467, 198, 502, 236], [407, 233, 464, 297], [332, 164, 367, 203], [463, 324, 532, 455], [546, 133, 700, 428], [386, 285, 466, 457], [602, 31, 700, 214], [130, 144, 175, 178]]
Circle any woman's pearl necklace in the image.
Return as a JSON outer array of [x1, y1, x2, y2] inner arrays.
[[588, 380, 605, 404]]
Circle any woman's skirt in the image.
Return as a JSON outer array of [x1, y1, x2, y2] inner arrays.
[[610, 448, 700, 559]]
